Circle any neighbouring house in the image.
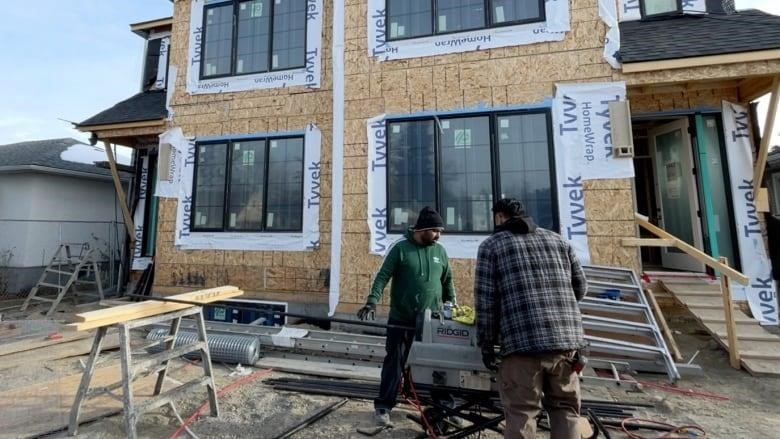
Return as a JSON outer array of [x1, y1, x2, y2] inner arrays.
[[84, 0, 780, 325], [76, 16, 172, 284], [0, 138, 129, 295]]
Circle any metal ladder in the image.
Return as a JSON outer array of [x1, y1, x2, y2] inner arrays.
[[20, 243, 104, 316]]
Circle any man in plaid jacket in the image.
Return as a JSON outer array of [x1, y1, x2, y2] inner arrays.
[[474, 198, 587, 439]]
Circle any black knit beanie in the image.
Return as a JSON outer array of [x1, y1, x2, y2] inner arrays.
[[414, 206, 444, 230]]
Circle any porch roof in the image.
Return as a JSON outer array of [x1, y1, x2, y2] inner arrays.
[[619, 9, 780, 64], [76, 90, 167, 129]]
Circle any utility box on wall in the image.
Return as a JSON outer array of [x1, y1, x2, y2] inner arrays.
[[204, 299, 287, 326]]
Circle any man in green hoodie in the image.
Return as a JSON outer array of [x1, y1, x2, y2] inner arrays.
[[357, 206, 456, 426]]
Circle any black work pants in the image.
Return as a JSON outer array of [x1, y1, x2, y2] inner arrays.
[[374, 317, 416, 411]]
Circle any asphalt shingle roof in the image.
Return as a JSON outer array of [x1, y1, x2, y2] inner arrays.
[[619, 9, 780, 63], [77, 90, 167, 127], [0, 138, 114, 176]]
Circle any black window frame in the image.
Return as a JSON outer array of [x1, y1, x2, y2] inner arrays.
[[200, 0, 308, 80], [190, 135, 306, 233], [640, 0, 682, 19], [385, 0, 547, 42], [385, 109, 558, 235]]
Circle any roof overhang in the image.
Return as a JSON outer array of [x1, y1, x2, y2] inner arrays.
[[77, 119, 166, 132], [130, 17, 173, 38], [622, 49, 780, 74], [0, 165, 130, 182]]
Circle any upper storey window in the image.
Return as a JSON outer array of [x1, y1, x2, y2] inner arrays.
[[387, 0, 544, 40], [641, 0, 681, 18], [201, 0, 306, 79]]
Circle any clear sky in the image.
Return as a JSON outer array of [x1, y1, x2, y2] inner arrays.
[[0, 0, 778, 146]]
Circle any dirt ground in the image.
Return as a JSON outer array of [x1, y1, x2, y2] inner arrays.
[[1, 302, 779, 439]]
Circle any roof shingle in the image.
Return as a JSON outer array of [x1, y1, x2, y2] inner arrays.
[[78, 90, 167, 127], [619, 9, 780, 64]]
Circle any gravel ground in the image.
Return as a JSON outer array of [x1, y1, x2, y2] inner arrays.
[[2, 302, 779, 439]]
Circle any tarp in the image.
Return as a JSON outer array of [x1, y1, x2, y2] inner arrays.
[[723, 101, 778, 325]]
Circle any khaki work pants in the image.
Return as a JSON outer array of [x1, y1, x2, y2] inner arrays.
[[497, 351, 581, 439]]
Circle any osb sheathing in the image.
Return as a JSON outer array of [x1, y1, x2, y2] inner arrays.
[[628, 86, 740, 114], [339, 0, 629, 311], [152, 0, 335, 300], [615, 59, 780, 88]]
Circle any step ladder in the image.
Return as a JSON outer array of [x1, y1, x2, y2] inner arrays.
[[20, 243, 104, 316], [69, 306, 219, 438]]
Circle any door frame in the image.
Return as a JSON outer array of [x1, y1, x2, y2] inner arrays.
[[649, 118, 706, 272]]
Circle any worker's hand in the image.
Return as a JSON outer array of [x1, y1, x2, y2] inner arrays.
[[357, 303, 376, 321], [481, 347, 498, 372]]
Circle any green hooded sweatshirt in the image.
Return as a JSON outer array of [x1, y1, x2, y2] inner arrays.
[[367, 228, 456, 323]]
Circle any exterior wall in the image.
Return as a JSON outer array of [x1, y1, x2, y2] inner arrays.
[[156, 0, 334, 307], [340, 0, 638, 311], [0, 173, 125, 293]]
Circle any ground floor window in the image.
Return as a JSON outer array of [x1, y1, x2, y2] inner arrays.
[[386, 110, 556, 233], [191, 136, 304, 232]]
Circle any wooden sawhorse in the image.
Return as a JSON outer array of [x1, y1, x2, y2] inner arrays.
[[68, 306, 219, 438]]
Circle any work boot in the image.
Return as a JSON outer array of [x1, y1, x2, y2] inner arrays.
[[374, 408, 391, 426]]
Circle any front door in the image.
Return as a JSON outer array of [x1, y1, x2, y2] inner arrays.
[[650, 119, 705, 272]]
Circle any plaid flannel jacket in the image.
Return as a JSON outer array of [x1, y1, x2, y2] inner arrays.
[[475, 227, 587, 355]]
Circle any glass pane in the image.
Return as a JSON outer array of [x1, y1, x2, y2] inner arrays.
[[491, 0, 541, 24], [229, 140, 266, 230], [497, 113, 554, 229], [388, 120, 436, 232], [436, 0, 485, 34], [203, 4, 233, 77], [656, 129, 694, 250], [266, 138, 304, 231], [272, 0, 306, 70], [237, 0, 270, 74], [644, 0, 678, 15], [440, 116, 492, 233], [193, 143, 228, 229], [700, 115, 736, 266], [388, 0, 432, 39]]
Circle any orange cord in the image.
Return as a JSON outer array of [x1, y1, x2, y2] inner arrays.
[[618, 417, 707, 438], [403, 370, 439, 439], [169, 368, 274, 439], [637, 380, 729, 401]]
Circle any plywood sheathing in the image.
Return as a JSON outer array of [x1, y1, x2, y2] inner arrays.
[[583, 178, 640, 274], [157, 1, 335, 300], [339, 1, 615, 309]]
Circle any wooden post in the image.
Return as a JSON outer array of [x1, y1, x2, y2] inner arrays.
[[719, 256, 741, 370], [753, 75, 780, 195], [644, 288, 683, 361], [104, 141, 136, 244]]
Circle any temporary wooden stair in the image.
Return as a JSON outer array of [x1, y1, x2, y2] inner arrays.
[[20, 243, 104, 316], [655, 275, 780, 377]]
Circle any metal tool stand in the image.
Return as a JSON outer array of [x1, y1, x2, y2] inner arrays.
[[68, 306, 219, 438], [404, 380, 505, 439]]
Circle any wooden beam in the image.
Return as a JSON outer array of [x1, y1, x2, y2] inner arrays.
[[628, 79, 739, 97], [719, 257, 741, 370], [621, 238, 676, 247], [739, 76, 776, 103], [104, 141, 135, 244], [622, 49, 780, 73], [67, 286, 243, 331], [634, 213, 749, 285], [753, 76, 780, 194], [76, 119, 166, 133], [644, 289, 683, 361]]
